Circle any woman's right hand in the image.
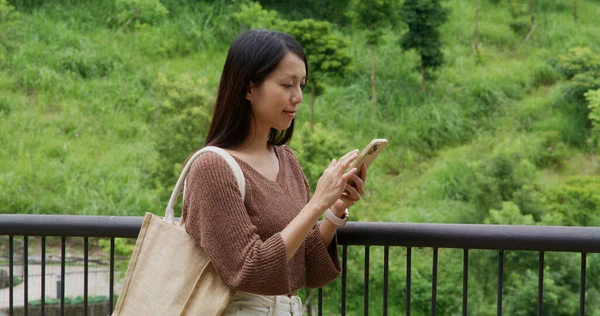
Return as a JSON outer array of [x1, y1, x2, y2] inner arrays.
[[311, 149, 359, 212]]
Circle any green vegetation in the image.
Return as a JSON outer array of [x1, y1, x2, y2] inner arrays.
[[2, 0, 600, 314], [12, 276, 22, 286], [28, 295, 113, 306]]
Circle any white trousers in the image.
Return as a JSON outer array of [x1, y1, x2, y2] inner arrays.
[[222, 291, 303, 316]]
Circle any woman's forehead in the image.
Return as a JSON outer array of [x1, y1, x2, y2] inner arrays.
[[271, 53, 306, 78]]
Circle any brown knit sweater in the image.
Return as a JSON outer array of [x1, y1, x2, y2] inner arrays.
[[181, 145, 342, 295]]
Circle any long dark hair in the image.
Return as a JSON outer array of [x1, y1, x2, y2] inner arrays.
[[205, 29, 308, 149]]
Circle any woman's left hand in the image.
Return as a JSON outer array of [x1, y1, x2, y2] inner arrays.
[[331, 164, 367, 215]]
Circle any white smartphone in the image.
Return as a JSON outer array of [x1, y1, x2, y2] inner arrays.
[[346, 138, 388, 186]]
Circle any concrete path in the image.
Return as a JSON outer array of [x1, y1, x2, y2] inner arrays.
[[0, 264, 118, 308]]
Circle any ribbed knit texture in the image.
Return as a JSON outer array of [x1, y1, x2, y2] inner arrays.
[[182, 145, 342, 295]]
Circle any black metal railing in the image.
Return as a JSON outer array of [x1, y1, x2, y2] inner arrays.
[[1, 214, 599, 315]]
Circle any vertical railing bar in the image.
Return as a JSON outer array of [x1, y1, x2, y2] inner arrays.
[[497, 250, 504, 316], [538, 251, 544, 316], [406, 247, 411, 316], [384, 246, 389, 316], [318, 287, 323, 316], [580, 252, 587, 316], [341, 245, 348, 316], [61, 237, 66, 316], [463, 249, 469, 316], [84, 237, 89, 316], [432, 248, 438, 316], [364, 246, 370, 316], [110, 238, 115, 314], [41, 237, 46, 316], [24, 236, 29, 316], [9, 235, 14, 316]]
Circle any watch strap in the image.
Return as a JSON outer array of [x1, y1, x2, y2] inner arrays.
[[324, 208, 349, 227]]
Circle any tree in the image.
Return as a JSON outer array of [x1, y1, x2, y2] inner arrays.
[[283, 19, 351, 131], [347, 0, 394, 116], [399, 0, 448, 92], [524, 0, 536, 44], [233, 1, 281, 31]]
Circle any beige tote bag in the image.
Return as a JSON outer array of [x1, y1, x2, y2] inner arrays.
[[112, 146, 244, 316]]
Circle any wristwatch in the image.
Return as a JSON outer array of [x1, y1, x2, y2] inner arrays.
[[324, 208, 349, 227]]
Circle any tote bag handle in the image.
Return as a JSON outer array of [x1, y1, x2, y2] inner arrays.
[[164, 146, 245, 225]]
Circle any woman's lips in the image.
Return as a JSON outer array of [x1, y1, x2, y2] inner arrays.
[[283, 110, 296, 118]]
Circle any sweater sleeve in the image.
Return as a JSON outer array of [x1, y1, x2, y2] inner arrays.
[[182, 152, 292, 295], [283, 146, 342, 287], [304, 223, 343, 288]]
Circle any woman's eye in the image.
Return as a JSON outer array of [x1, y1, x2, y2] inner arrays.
[[283, 84, 293, 88], [300, 84, 306, 90]]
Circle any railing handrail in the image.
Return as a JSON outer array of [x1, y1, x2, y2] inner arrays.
[[1, 214, 599, 253]]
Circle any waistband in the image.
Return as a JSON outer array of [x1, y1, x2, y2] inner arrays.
[[230, 291, 302, 313]]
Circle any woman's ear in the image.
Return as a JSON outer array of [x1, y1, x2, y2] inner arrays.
[[245, 82, 254, 101]]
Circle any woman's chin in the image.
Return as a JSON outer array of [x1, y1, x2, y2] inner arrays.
[[273, 121, 293, 131]]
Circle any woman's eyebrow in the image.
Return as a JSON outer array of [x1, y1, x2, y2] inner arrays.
[[280, 74, 307, 80]]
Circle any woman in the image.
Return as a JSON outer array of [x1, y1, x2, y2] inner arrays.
[[182, 29, 367, 315]]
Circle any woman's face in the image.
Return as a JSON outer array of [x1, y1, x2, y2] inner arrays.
[[246, 52, 306, 132]]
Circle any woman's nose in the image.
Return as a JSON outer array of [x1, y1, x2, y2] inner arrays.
[[292, 87, 303, 104]]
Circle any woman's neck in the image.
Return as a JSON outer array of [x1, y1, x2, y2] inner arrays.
[[238, 124, 272, 154]]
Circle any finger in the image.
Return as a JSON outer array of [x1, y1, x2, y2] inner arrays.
[[342, 168, 358, 181], [338, 151, 359, 170], [337, 149, 359, 166], [350, 174, 365, 195], [361, 164, 368, 183], [340, 149, 359, 161], [339, 195, 355, 207], [344, 183, 361, 200]]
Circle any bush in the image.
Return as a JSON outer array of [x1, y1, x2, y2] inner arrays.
[[148, 72, 212, 203], [289, 122, 349, 190], [586, 89, 600, 146], [113, 0, 169, 29], [565, 71, 600, 103], [545, 176, 600, 226], [531, 63, 561, 87], [29, 295, 111, 306], [555, 46, 600, 80], [484, 201, 535, 225], [58, 47, 123, 79], [233, 1, 282, 31]]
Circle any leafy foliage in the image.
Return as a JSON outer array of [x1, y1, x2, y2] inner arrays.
[[233, 1, 281, 30], [545, 176, 600, 226], [347, 0, 394, 45], [259, 0, 351, 24], [99, 238, 135, 276], [282, 18, 351, 127], [289, 122, 349, 190], [113, 0, 169, 29], [399, 0, 449, 90], [283, 18, 351, 89], [586, 89, 600, 145], [0, 0, 20, 60], [149, 73, 212, 202], [556, 46, 600, 80]]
